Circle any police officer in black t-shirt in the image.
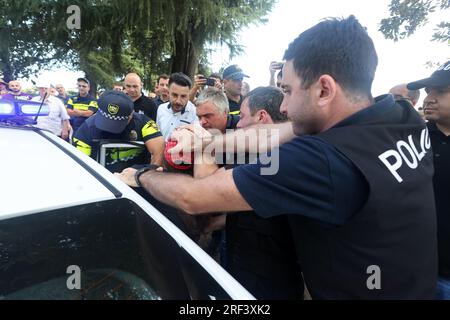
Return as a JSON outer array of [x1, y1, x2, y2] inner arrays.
[[119, 16, 438, 299], [408, 61, 450, 300]]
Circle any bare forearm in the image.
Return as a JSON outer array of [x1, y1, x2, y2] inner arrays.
[[140, 170, 194, 211], [210, 122, 295, 154], [194, 153, 220, 179], [150, 150, 164, 166], [67, 109, 94, 118]]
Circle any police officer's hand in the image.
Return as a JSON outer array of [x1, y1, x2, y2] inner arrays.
[[115, 168, 139, 187]]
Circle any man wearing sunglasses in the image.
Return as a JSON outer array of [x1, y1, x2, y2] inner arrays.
[[67, 78, 98, 133]]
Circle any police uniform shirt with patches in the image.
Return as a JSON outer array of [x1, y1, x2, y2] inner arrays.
[[73, 113, 162, 163], [67, 94, 98, 130]]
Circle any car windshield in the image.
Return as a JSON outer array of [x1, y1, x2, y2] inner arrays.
[[0, 198, 230, 300]]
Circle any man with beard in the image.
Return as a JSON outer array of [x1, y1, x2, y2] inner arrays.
[[156, 73, 198, 140]]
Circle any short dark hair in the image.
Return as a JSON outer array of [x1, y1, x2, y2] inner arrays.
[[245, 86, 287, 123], [283, 15, 378, 98], [169, 73, 192, 89], [209, 73, 223, 81], [157, 74, 169, 84]]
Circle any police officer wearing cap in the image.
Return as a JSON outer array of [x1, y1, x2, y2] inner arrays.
[[67, 78, 98, 133], [223, 65, 249, 115], [73, 90, 165, 172], [408, 60, 450, 300], [121, 16, 438, 299]]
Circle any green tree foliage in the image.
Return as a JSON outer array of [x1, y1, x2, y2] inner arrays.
[[0, 0, 67, 82], [0, 0, 275, 92], [380, 0, 450, 43]]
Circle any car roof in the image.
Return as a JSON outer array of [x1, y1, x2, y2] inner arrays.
[[0, 125, 116, 219]]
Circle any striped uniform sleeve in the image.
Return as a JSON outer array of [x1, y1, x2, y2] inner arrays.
[[72, 125, 93, 157], [141, 119, 163, 142], [88, 100, 98, 113], [67, 98, 74, 110]]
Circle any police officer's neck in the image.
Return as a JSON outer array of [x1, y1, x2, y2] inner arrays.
[[436, 122, 450, 136], [321, 94, 372, 132]]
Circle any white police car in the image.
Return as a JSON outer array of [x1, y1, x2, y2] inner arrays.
[[0, 100, 254, 300]]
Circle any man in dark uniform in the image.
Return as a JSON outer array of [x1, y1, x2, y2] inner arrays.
[[124, 73, 159, 121], [408, 61, 450, 300], [67, 78, 98, 133], [118, 16, 438, 299], [223, 65, 249, 115], [73, 90, 164, 172], [216, 87, 303, 300]]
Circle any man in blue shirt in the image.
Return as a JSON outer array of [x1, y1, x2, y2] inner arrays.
[[118, 16, 437, 299]]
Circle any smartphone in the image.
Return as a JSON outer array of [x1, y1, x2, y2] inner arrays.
[[206, 78, 216, 86]]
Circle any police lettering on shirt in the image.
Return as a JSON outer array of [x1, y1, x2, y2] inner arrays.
[[378, 128, 431, 183]]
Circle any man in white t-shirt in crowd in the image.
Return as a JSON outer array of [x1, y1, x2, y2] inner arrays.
[[156, 73, 198, 140], [32, 81, 71, 140]]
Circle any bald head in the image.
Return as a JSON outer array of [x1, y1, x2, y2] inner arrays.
[[8, 80, 21, 93], [389, 84, 420, 107], [124, 73, 143, 101]]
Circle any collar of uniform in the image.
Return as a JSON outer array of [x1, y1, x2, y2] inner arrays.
[[427, 121, 439, 133], [331, 94, 395, 129], [427, 121, 450, 139], [167, 103, 187, 115], [226, 114, 240, 130]]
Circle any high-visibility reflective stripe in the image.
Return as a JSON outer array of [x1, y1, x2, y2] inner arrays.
[[89, 101, 99, 110], [142, 120, 160, 137], [67, 99, 98, 111], [73, 138, 92, 156], [229, 110, 240, 115], [107, 148, 143, 164]]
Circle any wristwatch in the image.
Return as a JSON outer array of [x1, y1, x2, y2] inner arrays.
[[134, 165, 159, 188]]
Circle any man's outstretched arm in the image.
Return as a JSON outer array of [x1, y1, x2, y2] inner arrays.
[[116, 167, 252, 215]]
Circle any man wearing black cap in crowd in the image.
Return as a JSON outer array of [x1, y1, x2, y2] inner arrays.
[[67, 78, 98, 133], [73, 90, 165, 172], [119, 16, 438, 299], [222, 65, 249, 115], [408, 60, 450, 300]]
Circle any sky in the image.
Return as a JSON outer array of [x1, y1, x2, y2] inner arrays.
[[209, 0, 449, 104], [30, 0, 449, 104]]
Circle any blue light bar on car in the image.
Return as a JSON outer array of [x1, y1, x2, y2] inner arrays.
[[20, 102, 50, 116], [0, 100, 50, 118], [0, 101, 15, 116]]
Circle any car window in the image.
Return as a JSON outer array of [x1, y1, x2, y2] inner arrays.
[[0, 199, 230, 300]]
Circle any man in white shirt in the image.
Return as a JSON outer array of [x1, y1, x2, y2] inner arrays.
[[32, 81, 71, 140], [157, 73, 199, 140]]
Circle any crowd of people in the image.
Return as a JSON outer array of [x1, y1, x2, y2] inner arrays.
[[1, 14, 449, 300]]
